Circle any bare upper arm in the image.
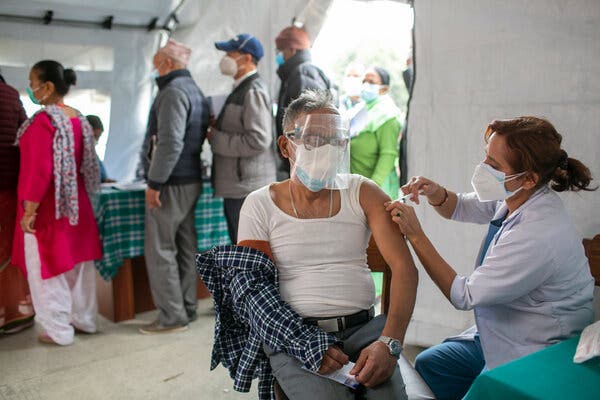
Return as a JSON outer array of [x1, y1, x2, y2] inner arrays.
[[359, 180, 415, 272], [237, 239, 274, 260]]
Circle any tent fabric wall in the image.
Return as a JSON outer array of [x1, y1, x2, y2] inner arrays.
[[173, 0, 333, 102], [406, 0, 600, 347], [0, 19, 161, 182], [1, 0, 333, 181], [0, 0, 182, 181]]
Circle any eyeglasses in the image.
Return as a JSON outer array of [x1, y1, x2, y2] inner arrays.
[[284, 132, 348, 150]]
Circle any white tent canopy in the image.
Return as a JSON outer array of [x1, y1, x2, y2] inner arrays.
[[0, 0, 334, 181], [1, 0, 598, 348]]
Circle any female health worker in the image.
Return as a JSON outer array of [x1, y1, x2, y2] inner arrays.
[[386, 116, 595, 400]]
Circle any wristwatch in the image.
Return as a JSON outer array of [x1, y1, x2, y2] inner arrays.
[[378, 336, 403, 358]]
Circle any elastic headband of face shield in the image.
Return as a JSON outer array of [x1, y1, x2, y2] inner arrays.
[[286, 113, 351, 191], [285, 113, 350, 145]]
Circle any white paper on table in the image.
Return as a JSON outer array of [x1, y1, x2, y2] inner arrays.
[[208, 94, 228, 118], [110, 181, 147, 191], [302, 361, 360, 389], [573, 320, 600, 363]]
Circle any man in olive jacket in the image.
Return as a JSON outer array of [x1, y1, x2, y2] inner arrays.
[[210, 34, 276, 243]]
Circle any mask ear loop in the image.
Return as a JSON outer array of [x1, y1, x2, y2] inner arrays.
[[504, 171, 526, 182], [504, 171, 527, 199], [284, 125, 302, 157], [284, 137, 298, 163], [36, 83, 50, 104]]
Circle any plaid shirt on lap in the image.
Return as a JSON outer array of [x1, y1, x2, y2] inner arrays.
[[196, 245, 338, 400]]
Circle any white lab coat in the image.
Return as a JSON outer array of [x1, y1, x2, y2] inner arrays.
[[449, 187, 594, 368]]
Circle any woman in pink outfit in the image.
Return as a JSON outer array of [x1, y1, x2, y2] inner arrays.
[[12, 60, 102, 345]]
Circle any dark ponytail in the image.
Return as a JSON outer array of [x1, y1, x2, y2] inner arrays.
[[486, 116, 596, 193], [550, 152, 594, 192], [32, 60, 76, 96]]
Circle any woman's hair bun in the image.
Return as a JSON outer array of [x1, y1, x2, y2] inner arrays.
[[63, 68, 77, 87]]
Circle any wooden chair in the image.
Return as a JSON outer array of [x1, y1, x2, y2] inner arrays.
[[367, 236, 392, 314], [583, 234, 600, 286]]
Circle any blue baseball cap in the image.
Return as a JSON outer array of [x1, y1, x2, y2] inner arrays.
[[214, 34, 264, 61]]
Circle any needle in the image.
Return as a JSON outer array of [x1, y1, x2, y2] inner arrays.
[[397, 193, 414, 203]]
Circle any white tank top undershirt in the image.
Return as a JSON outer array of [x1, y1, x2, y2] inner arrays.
[[237, 174, 375, 318]]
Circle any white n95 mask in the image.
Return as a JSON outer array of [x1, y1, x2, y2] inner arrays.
[[294, 144, 340, 192], [219, 55, 239, 76], [343, 76, 363, 97], [471, 162, 525, 202]]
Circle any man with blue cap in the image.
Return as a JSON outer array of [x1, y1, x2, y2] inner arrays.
[[210, 34, 276, 243]]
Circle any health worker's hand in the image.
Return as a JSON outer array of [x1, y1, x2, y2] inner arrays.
[[401, 176, 443, 205], [385, 201, 425, 241]]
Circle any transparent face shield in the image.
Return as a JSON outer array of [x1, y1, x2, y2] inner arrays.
[[285, 113, 351, 192]]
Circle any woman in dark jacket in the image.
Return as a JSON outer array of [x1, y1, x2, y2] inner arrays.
[[0, 73, 35, 334]]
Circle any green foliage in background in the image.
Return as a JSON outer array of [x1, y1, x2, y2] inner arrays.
[[332, 47, 409, 114]]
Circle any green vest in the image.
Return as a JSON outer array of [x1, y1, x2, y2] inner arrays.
[[350, 95, 402, 199]]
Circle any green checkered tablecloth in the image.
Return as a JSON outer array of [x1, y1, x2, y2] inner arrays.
[[94, 182, 230, 280]]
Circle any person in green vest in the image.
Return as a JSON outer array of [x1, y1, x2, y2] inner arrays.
[[350, 66, 402, 199]]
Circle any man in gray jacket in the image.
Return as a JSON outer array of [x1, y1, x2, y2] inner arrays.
[[210, 34, 276, 243], [139, 39, 209, 334]]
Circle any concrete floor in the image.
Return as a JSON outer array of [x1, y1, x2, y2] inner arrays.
[[0, 299, 423, 400]]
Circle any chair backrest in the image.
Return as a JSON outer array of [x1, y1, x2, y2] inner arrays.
[[583, 234, 600, 286], [367, 236, 392, 314]]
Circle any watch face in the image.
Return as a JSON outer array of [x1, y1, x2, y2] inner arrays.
[[389, 340, 402, 356]]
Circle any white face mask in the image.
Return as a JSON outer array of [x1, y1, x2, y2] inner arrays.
[[343, 76, 363, 97], [471, 162, 526, 202], [293, 144, 341, 192], [219, 55, 239, 76]]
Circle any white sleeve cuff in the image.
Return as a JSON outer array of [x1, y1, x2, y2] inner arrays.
[[450, 274, 473, 310]]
